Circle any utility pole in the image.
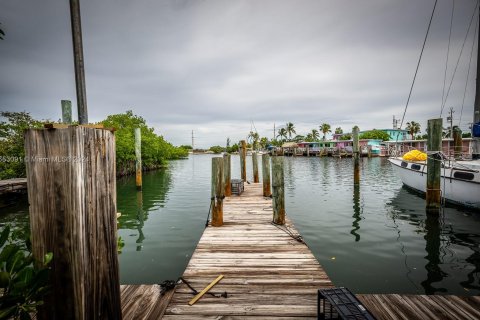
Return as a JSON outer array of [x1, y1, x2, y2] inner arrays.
[[393, 115, 397, 129], [273, 123, 276, 141], [447, 107, 454, 138], [69, 0, 88, 124]]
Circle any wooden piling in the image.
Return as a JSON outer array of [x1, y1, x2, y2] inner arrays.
[[211, 157, 224, 227], [262, 154, 271, 197], [271, 156, 285, 225], [240, 140, 247, 181], [367, 145, 372, 158], [223, 153, 231, 197], [24, 127, 122, 319], [252, 151, 259, 183], [426, 118, 443, 213], [61, 100, 72, 124], [306, 145, 310, 157], [135, 128, 142, 191], [453, 126, 463, 159], [352, 126, 360, 185]]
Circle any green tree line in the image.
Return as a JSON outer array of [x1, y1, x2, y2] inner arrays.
[[0, 111, 188, 179]]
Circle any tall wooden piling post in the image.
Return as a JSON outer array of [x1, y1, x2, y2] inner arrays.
[[453, 126, 463, 160], [240, 140, 247, 181], [352, 126, 360, 186], [262, 154, 271, 197], [211, 157, 224, 227], [135, 128, 142, 191], [426, 118, 443, 213], [223, 153, 232, 197], [24, 127, 122, 319], [252, 151, 259, 183], [271, 156, 285, 225], [61, 100, 72, 124]]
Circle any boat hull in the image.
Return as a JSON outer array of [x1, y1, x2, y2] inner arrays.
[[388, 157, 480, 209]]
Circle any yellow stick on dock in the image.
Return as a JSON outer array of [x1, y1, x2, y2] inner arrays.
[[188, 275, 224, 306]]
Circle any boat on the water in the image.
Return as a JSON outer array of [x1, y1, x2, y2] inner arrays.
[[388, 156, 480, 209], [389, 4, 480, 209]]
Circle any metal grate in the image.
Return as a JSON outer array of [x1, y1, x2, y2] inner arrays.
[[231, 179, 244, 195], [318, 287, 376, 320]]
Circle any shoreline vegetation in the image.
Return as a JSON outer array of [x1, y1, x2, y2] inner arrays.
[[0, 111, 189, 180]]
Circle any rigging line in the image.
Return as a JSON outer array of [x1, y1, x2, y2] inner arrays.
[[399, 0, 438, 131], [440, 0, 479, 116], [459, 15, 478, 126], [441, 0, 455, 109]]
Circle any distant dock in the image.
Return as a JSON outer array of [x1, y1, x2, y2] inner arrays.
[[0, 178, 27, 195]]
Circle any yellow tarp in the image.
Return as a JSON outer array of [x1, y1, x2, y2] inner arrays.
[[402, 150, 427, 161]]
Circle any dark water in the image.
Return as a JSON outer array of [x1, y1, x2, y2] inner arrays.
[[1, 155, 479, 295]]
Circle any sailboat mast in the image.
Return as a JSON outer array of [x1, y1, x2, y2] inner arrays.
[[474, 5, 480, 159]]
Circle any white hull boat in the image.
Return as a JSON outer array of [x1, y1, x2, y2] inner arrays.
[[388, 157, 480, 209]]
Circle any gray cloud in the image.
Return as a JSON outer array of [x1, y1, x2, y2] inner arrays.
[[0, 0, 478, 147]]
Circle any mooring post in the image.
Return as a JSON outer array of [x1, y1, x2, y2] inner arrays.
[[306, 145, 310, 157], [61, 100, 72, 124], [211, 157, 224, 227], [240, 140, 247, 181], [426, 118, 443, 213], [271, 156, 285, 225], [453, 126, 463, 160], [223, 153, 232, 197], [352, 126, 360, 185], [24, 127, 122, 319], [262, 154, 271, 197], [252, 151, 259, 183], [367, 145, 372, 158], [135, 128, 142, 191]]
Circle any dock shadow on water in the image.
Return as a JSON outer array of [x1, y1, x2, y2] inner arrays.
[[1, 155, 479, 295]]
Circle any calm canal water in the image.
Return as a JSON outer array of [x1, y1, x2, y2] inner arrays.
[[1, 154, 479, 295]]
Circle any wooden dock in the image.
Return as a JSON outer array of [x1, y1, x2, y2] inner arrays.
[[164, 183, 333, 318], [119, 183, 480, 319], [0, 178, 27, 195]]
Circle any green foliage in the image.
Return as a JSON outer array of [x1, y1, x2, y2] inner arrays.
[[334, 127, 343, 134], [226, 143, 239, 153], [259, 137, 269, 149], [101, 111, 188, 176], [247, 131, 260, 149], [462, 132, 472, 138], [0, 112, 43, 179], [179, 145, 192, 150], [285, 122, 296, 140], [339, 134, 352, 140], [0, 225, 52, 320], [320, 123, 331, 140], [209, 146, 225, 154], [359, 130, 390, 141], [406, 121, 421, 140], [277, 128, 287, 141]]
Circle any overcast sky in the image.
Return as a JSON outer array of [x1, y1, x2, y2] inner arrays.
[[0, 0, 478, 147]]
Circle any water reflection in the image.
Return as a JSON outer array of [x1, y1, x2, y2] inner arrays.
[[387, 186, 480, 294], [116, 169, 172, 248], [351, 185, 361, 242]]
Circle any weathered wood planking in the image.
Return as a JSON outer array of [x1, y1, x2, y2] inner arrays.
[[164, 183, 333, 318], [120, 285, 175, 320], [357, 294, 480, 320], [0, 178, 27, 195]]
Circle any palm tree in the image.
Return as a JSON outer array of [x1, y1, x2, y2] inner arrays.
[[320, 123, 331, 141], [259, 137, 269, 149], [248, 131, 260, 150], [277, 128, 287, 142], [335, 127, 343, 134], [405, 121, 421, 140], [311, 129, 320, 141], [0, 23, 4, 40], [286, 122, 296, 141]]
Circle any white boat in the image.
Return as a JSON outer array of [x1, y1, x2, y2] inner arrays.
[[388, 157, 480, 209], [389, 4, 480, 210]]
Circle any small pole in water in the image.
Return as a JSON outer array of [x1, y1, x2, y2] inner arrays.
[[240, 140, 247, 181], [352, 126, 360, 185], [252, 151, 259, 183], [223, 153, 231, 197], [271, 156, 285, 225], [426, 118, 443, 213], [452, 126, 463, 160], [61, 100, 72, 124], [262, 154, 271, 197], [211, 157, 224, 227], [135, 128, 142, 191]]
